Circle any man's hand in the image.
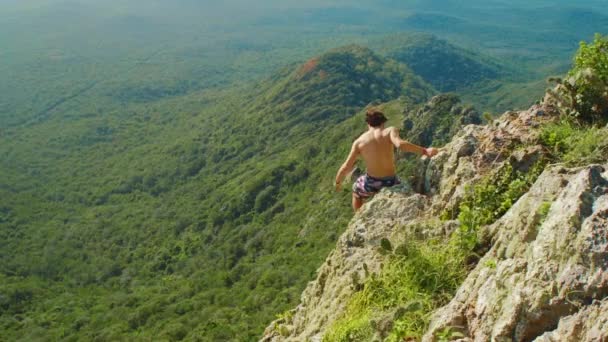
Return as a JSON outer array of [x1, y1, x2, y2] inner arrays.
[[425, 147, 439, 157], [335, 182, 342, 192]]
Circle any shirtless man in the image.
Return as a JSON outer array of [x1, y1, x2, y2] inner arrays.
[[335, 108, 439, 211]]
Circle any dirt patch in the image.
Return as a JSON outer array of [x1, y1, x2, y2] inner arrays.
[[297, 58, 319, 78]]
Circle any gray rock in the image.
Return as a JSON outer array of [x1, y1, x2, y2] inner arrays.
[[534, 298, 608, 342], [261, 189, 428, 342], [424, 164, 608, 342]]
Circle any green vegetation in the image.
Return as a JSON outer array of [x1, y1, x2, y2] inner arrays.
[[453, 163, 544, 250], [546, 34, 608, 123], [541, 34, 608, 166], [484, 259, 498, 270], [0, 45, 433, 341], [324, 33, 608, 342], [435, 327, 466, 342], [440, 162, 544, 225], [573, 34, 608, 81], [371, 33, 550, 113], [324, 32, 608, 341], [377, 34, 505, 92], [460, 78, 548, 113], [540, 120, 608, 166], [536, 201, 553, 228], [324, 237, 471, 342], [263, 45, 433, 122], [401, 93, 481, 147]]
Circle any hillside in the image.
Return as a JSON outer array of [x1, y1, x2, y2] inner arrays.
[[369, 33, 549, 113], [375, 34, 505, 92], [0, 45, 434, 341], [266, 45, 432, 119], [242, 45, 434, 140], [401, 93, 482, 147], [3, 0, 605, 134]]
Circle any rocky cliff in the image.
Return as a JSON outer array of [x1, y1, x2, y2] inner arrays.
[[424, 162, 608, 341], [261, 101, 608, 341]]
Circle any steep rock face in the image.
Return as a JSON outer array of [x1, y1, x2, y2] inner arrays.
[[535, 298, 608, 341], [423, 105, 550, 216], [424, 163, 608, 341], [262, 187, 429, 341], [420, 106, 608, 342], [262, 102, 608, 341]]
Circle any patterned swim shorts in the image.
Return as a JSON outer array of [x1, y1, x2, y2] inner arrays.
[[352, 174, 400, 199]]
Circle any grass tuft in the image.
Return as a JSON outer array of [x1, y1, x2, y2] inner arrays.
[[540, 120, 608, 166], [324, 238, 470, 342]]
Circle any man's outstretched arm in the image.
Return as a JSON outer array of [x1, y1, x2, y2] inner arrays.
[[335, 142, 359, 191], [389, 127, 438, 156]]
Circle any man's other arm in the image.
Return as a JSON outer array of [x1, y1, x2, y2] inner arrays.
[[335, 142, 359, 191], [389, 127, 438, 156]]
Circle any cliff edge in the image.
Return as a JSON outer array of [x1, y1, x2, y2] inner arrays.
[[261, 99, 608, 341]]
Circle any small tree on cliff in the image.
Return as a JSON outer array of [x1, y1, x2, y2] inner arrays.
[[546, 33, 608, 124]]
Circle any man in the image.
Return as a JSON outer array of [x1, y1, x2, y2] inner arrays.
[[335, 108, 439, 211]]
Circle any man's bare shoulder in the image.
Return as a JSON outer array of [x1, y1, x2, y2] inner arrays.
[[383, 126, 399, 136], [355, 130, 371, 141], [352, 134, 365, 147]]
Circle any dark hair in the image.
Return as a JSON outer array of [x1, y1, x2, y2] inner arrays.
[[365, 108, 387, 127]]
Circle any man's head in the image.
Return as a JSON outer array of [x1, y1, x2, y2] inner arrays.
[[365, 108, 387, 127]]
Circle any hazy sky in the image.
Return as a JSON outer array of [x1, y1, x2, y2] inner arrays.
[[2, 0, 606, 127], [2, 0, 607, 25]]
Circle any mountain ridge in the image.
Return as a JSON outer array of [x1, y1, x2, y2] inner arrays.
[[376, 34, 506, 92]]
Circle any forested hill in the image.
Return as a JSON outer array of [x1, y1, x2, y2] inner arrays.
[[0, 45, 435, 341], [374, 34, 506, 92], [265, 45, 432, 115]]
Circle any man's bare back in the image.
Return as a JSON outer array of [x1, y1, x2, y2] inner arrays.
[[335, 109, 438, 211], [354, 127, 398, 178]]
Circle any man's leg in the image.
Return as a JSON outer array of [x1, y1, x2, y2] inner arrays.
[[352, 193, 363, 212]]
